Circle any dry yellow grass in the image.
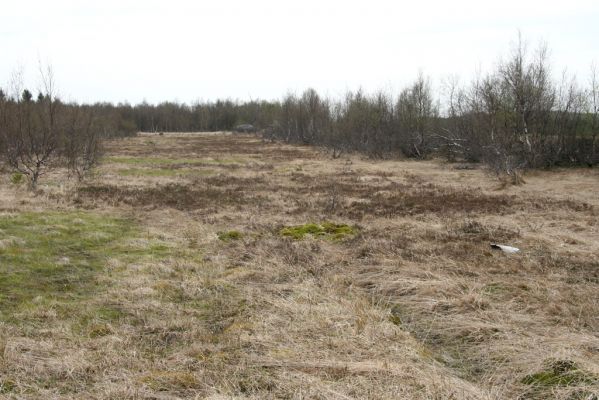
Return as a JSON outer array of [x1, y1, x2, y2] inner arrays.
[[0, 132, 597, 399]]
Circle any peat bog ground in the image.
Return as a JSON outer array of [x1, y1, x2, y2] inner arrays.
[[0, 132, 598, 399]]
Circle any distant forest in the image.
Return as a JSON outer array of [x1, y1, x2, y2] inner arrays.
[[1, 37, 598, 186]]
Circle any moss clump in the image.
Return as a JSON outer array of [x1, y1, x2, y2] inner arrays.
[[522, 359, 596, 387], [388, 304, 402, 325], [280, 223, 322, 239], [280, 222, 357, 240], [218, 230, 242, 241]]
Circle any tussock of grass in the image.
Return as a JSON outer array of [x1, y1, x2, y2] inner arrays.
[[280, 222, 357, 240]]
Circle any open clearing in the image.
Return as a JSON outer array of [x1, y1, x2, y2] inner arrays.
[[1, 132, 598, 399]]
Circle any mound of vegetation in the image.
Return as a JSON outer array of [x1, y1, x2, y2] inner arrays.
[[280, 222, 357, 240]]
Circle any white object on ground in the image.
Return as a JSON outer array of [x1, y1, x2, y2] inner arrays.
[[490, 244, 520, 253]]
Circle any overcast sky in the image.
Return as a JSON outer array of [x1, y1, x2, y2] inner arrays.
[[1, 0, 598, 104]]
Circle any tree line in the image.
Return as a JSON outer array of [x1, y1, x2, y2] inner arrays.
[[1, 37, 598, 189], [123, 37, 599, 179], [267, 39, 598, 183]]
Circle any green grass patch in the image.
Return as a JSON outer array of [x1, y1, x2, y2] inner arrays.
[[280, 222, 357, 240], [218, 230, 242, 242], [0, 212, 138, 320]]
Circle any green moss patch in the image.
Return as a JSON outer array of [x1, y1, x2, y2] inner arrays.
[[522, 360, 596, 387], [388, 304, 402, 325], [218, 230, 242, 242], [280, 222, 357, 240]]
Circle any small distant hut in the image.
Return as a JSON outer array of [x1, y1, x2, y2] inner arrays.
[[233, 124, 256, 133]]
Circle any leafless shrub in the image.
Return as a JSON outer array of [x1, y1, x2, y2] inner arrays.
[[0, 66, 110, 188], [63, 105, 103, 181], [0, 67, 61, 190]]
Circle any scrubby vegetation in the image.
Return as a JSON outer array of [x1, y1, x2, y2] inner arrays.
[[0, 67, 135, 189]]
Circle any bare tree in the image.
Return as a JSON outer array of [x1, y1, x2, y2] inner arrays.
[[63, 105, 102, 181], [0, 67, 61, 189], [0, 65, 103, 188], [587, 63, 599, 165], [397, 73, 438, 158]]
